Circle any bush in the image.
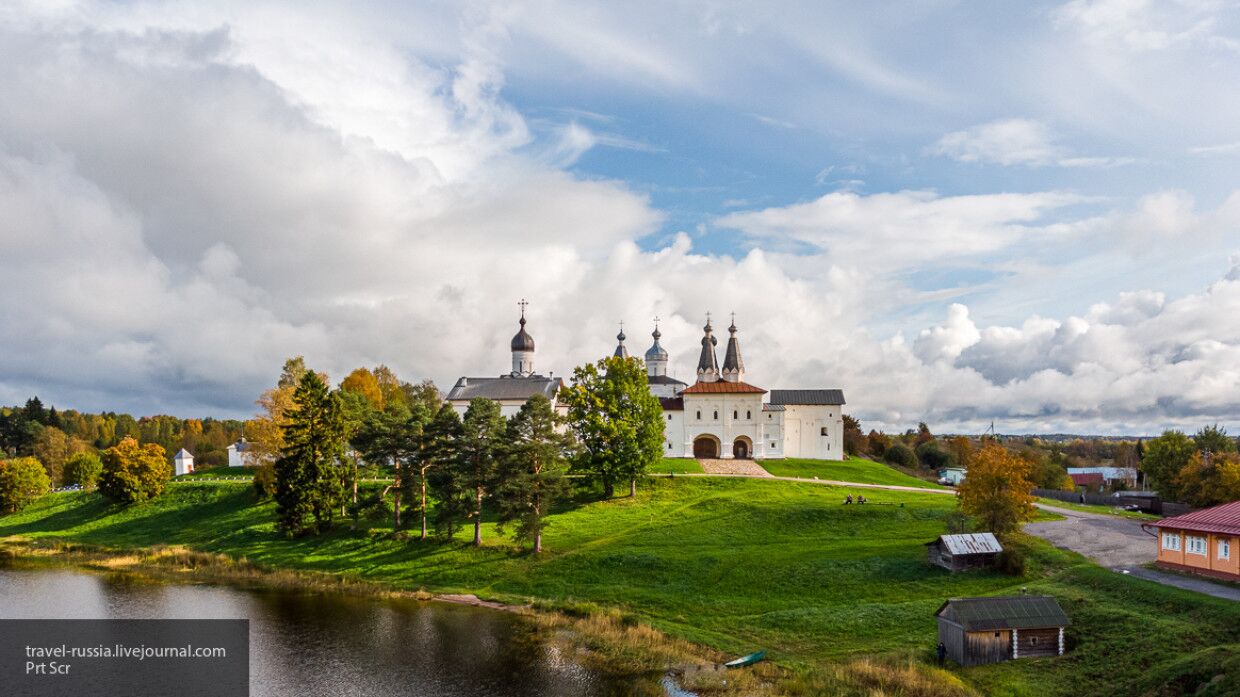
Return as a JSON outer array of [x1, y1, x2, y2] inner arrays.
[[99, 438, 171, 505], [884, 443, 915, 467], [0, 457, 52, 513], [994, 547, 1026, 576], [63, 452, 103, 490], [916, 441, 956, 470], [252, 463, 276, 500]]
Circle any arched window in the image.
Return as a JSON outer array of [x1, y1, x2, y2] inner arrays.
[[696, 410, 701, 420], [746, 410, 751, 419], [713, 410, 718, 420], [733, 410, 738, 420]]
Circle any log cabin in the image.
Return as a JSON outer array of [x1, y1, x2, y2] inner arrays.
[[926, 533, 1002, 571], [935, 596, 1070, 666]]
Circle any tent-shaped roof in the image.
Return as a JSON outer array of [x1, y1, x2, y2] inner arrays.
[[173, 448, 193, 459], [936, 596, 1070, 632]]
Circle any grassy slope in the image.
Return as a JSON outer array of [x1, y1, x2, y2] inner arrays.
[[650, 458, 705, 474], [760, 456, 947, 489], [1034, 497, 1160, 520], [2, 478, 1237, 696]]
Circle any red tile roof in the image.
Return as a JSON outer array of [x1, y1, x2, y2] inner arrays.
[[1070, 473, 1104, 487], [680, 381, 767, 395], [1152, 500, 1240, 536]]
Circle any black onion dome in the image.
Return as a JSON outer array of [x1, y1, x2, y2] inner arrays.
[[511, 316, 535, 352]]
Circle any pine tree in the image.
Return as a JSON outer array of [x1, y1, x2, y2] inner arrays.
[[274, 371, 346, 536], [495, 395, 576, 553], [418, 404, 461, 540], [454, 398, 506, 546]]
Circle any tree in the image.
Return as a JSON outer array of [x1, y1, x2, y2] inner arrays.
[[0, 456, 51, 513], [62, 451, 102, 490], [563, 356, 664, 498], [99, 438, 171, 504], [353, 402, 428, 530], [340, 368, 385, 411], [916, 441, 955, 470], [32, 426, 89, 484], [884, 443, 915, 468], [866, 430, 891, 458], [495, 395, 576, 553], [455, 398, 507, 546], [914, 422, 934, 447], [1141, 430, 1196, 500], [957, 444, 1035, 536], [417, 404, 461, 540], [842, 415, 866, 456], [273, 371, 347, 536], [1177, 451, 1240, 508], [946, 436, 973, 469], [1194, 424, 1236, 455]]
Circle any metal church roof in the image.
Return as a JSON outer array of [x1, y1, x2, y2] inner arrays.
[[936, 596, 1070, 631], [768, 389, 846, 405], [447, 376, 561, 402]]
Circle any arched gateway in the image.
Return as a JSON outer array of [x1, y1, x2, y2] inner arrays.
[[693, 435, 720, 459], [733, 436, 752, 459]]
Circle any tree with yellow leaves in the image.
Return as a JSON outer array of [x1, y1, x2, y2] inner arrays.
[[957, 443, 1035, 536]]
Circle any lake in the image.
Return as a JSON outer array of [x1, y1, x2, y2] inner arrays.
[[0, 568, 668, 696]]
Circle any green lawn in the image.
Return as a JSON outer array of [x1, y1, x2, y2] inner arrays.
[[649, 458, 704, 474], [2, 477, 1236, 696], [759, 456, 947, 489]]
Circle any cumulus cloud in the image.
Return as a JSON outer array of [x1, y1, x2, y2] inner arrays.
[[3, 1, 1240, 438]]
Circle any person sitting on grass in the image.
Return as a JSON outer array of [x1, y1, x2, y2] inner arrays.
[[845, 494, 853, 504]]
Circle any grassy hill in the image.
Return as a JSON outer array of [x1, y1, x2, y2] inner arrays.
[[759, 456, 946, 488], [2, 471, 1237, 696]]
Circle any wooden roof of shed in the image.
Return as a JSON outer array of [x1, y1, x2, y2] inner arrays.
[[936, 596, 1070, 631]]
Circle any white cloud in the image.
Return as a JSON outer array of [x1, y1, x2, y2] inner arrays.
[[928, 118, 1134, 168]]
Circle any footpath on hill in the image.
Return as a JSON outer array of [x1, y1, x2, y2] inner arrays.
[[1027, 503, 1240, 602]]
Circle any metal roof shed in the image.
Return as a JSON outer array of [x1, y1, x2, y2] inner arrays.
[[926, 533, 1003, 571]]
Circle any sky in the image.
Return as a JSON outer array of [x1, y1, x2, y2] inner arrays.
[[3, 0, 1240, 435]]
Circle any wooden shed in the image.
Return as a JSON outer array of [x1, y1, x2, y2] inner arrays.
[[936, 596, 1070, 666], [926, 533, 1002, 571]]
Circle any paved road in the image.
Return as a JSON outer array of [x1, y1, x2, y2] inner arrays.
[[1027, 504, 1240, 602]]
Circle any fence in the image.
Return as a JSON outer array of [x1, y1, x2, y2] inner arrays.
[[1033, 488, 1194, 516]]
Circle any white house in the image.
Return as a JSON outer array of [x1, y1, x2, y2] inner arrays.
[[226, 438, 255, 467], [173, 448, 194, 476]]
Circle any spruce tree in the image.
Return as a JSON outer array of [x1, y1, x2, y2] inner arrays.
[[418, 404, 462, 540], [274, 371, 346, 536], [453, 398, 506, 546]]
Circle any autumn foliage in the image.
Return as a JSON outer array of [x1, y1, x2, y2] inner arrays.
[[957, 443, 1035, 536]]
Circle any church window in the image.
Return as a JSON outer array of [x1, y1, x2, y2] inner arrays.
[[696, 410, 701, 420], [746, 410, 751, 419], [713, 410, 718, 420], [770, 442, 776, 448], [821, 427, 828, 436], [667, 414, 672, 421], [733, 410, 738, 420]]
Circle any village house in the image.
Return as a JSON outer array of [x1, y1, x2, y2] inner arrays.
[[926, 533, 1002, 571], [226, 438, 255, 467], [1149, 500, 1240, 582], [935, 595, 1070, 666]]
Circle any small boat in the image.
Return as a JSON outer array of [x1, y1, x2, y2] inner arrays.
[[723, 650, 766, 668]]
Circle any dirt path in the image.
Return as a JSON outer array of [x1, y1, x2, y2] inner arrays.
[[1026, 504, 1240, 602], [695, 459, 773, 477]]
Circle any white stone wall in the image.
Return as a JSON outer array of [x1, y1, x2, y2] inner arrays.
[[681, 393, 766, 458], [781, 404, 844, 460], [760, 409, 785, 459], [661, 408, 685, 456]]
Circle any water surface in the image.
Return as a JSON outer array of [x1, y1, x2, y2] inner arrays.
[[0, 568, 662, 696]]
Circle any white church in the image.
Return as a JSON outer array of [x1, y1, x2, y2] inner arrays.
[[448, 305, 846, 461]]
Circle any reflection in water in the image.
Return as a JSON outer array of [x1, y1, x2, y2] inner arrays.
[[0, 569, 663, 696]]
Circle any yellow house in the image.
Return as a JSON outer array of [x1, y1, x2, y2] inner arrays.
[[1150, 500, 1240, 582]]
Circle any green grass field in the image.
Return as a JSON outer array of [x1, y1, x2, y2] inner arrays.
[[760, 456, 947, 489], [1034, 497, 1161, 520], [649, 458, 704, 474], [178, 466, 255, 479], [2, 466, 1237, 696]]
